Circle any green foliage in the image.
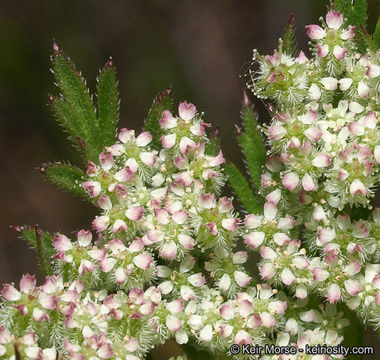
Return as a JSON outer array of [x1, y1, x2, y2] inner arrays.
[[40, 162, 90, 201], [143, 87, 174, 149], [374, 17, 380, 48], [12, 226, 55, 276], [50, 42, 119, 164], [333, 0, 368, 52], [237, 97, 266, 197], [97, 59, 119, 149], [224, 163, 261, 214], [280, 14, 297, 57]]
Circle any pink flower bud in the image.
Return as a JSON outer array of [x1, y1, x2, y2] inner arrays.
[[159, 110, 177, 129], [327, 284, 341, 303], [1, 284, 21, 301], [125, 206, 144, 221], [350, 179, 366, 196], [234, 271, 251, 287], [344, 279, 362, 296], [161, 134, 177, 149], [199, 324, 213, 342], [178, 102, 196, 121], [92, 215, 110, 232], [234, 330, 252, 345], [268, 124, 287, 140], [282, 172, 300, 191], [281, 268, 296, 285], [53, 234, 73, 252], [238, 299, 253, 317], [305, 24, 326, 39], [99, 152, 114, 171], [312, 267, 329, 281], [326, 11, 343, 29], [133, 253, 153, 269]]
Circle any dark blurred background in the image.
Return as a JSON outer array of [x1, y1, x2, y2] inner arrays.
[[0, 0, 379, 356]]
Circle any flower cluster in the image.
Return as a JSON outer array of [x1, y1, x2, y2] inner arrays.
[[247, 9, 380, 338]]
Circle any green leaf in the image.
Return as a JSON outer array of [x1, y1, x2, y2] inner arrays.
[[224, 163, 262, 214], [280, 14, 297, 57], [40, 162, 90, 201], [143, 87, 174, 149], [374, 17, 380, 48], [97, 58, 119, 148], [238, 95, 266, 199], [333, 0, 368, 53], [13, 226, 55, 276], [51, 44, 100, 162]]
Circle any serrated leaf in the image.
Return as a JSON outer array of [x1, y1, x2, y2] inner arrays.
[[205, 136, 221, 156], [52, 48, 101, 162], [97, 59, 119, 148], [238, 101, 266, 198], [41, 162, 90, 201], [374, 17, 380, 48], [224, 163, 262, 214], [14, 226, 55, 276], [280, 14, 297, 57], [143, 87, 173, 149]]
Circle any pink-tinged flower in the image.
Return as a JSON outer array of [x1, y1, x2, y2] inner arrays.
[[295, 50, 308, 64], [341, 25, 355, 40], [269, 300, 287, 314], [221, 218, 238, 231], [155, 208, 169, 225], [133, 253, 153, 269], [260, 246, 277, 260], [161, 241, 177, 260], [299, 310, 315, 322], [98, 195, 112, 210], [312, 153, 331, 167], [348, 121, 364, 136], [304, 127, 322, 143], [175, 329, 189, 345], [374, 146, 380, 164], [343, 259, 362, 275], [114, 268, 127, 284], [301, 173, 316, 191], [39, 293, 59, 310], [265, 189, 281, 205], [350, 179, 366, 196], [166, 298, 184, 314], [188, 273, 206, 287], [339, 78, 353, 91], [199, 194, 216, 209], [100, 258, 117, 273], [268, 124, 287, 140], [233, 251, 248, 264], [358, 81, 370, 98], [321, 77, 338, 90], [106, 144, 125, 156], [179, 137, 196, 155], [281, 268, 296, 285], [285, 318, 298, 335], [208, 151, 225, 167], [282, 172, 299, 191], [97, 344, 114, 359], [140, 152, 156, 166], [178, 234, 195, 250], [246, 313, 262, 328], [309, 84, 321, 101], [125, 206, 144, 221], [114, 165, 136, 182], [277, 216, 295, 230], [295, 284, 308, 299], [349, 101, 364, 113], [20, 274, 36, 294], [178, 102, 196, 121], [261, 312, 276, 328], [82, 181, 101, 198], [312, 267, 329, 281], [86, 161, 97, 176], [77, 259, 95, 275], [136, 132, 152, 147], [235, 330, 252, 345], [260, 263, 276, 279], [366, 63, 380, 78], [112, 219, 128, 233], [161, 134, 176, 149], [199, 324, 213, 342], [317, 228, 336, 245], [173, 156, 186, 169], [234, 271, 251, 287], [92, 215, 110, 232], [264, 201, 278, 220], [305, 24, 326, 39], [344, 279, 362, 296], [327, 284, 341, 303], [32, 308, 50, 322], [273, 233, 289, 246], [239, 299, 253, 317], [1, 284, 21, 301], [218, 274, 231, 291], [166, 315, 182, 332], [326, 11, 343, 29], [244, 214, 262, 228], [118, 128, 134, 143], [53, 234, 72, 252], [317, 44, 329, 58], [99, 152, 114, 171], [77, 230, 92, 247], [159, 110, 177, 129], [190, 122, 210, 136], [206, 222, 218, 235], [313, 205, 326, 223], [220, 303, 234, 320], [128, 238, 144, 253]]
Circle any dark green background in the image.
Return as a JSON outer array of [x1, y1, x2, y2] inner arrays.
[[0, 1, 379, 357]]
